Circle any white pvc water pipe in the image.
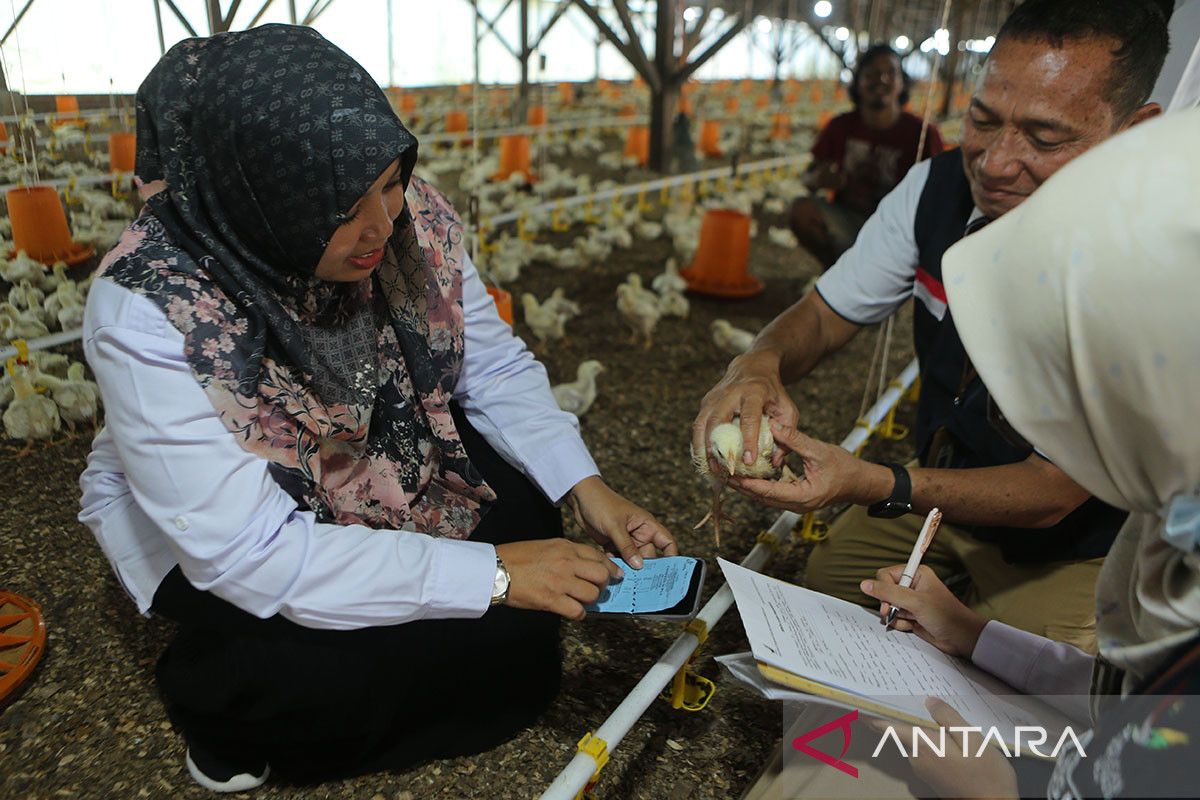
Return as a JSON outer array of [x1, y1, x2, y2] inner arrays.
[[539, 357, 919, 800], [487, 153, 810, 225]]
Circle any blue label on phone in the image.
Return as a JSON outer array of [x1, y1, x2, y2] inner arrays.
[[587, 556, 700, 614]]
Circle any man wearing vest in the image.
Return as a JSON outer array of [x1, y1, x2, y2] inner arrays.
[[692, 0, 1169, 653]]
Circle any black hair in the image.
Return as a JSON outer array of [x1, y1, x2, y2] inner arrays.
[[849, 45, 910, 108], [995, 0, 1170, 119]]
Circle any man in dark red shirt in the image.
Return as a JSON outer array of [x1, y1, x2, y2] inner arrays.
[[789, 45, 945, 268]]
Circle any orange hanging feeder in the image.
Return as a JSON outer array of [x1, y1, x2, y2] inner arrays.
[[769, 113, 791, 141], [558, 83, 575, 105], [494, 134, 535, 182], [527, 105, 547, 126], [0, 120, 8, 155], [53, 95, 83, 128], [680, 209, 763, 298], [486, 285, 513, 325], [0, 591, 46, 707], [5, 186, 95, 266], [698, 119, 722, 158], [755, 94, 770, 109], [723, 96, 740, 114], [445, 110, 469, 134], [108, 132, 136, 173], [623, 126, 649, 167]]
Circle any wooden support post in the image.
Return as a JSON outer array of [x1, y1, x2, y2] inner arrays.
[[648, 0, 676, 172]]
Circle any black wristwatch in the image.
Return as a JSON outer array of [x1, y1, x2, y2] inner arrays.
[[867, 462, 913, 519]]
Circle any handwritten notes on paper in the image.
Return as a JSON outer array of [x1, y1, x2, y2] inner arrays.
[[718, 558, 1071, 734], [588, 556, 698, 614]]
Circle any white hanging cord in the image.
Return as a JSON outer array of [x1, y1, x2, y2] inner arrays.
[[857, 314, 887, 420], [5, 0, 39, 184], [915, 0, 952, 161], [857, 0, 950, 423], [470, 1, 482, 267]]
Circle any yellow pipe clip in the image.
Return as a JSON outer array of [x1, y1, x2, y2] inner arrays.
[[636, 185, 652, 213], [798, 512, 829, 542], [877, 405, 909, 441], [581, 196, 599, 224], [659, 617, 714, 711], [574, 732, 610, 800], [550, 203, 570, 232], [516, 214, 536, 242]]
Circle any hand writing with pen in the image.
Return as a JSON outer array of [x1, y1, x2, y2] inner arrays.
[[861, 566, 1017, 799]]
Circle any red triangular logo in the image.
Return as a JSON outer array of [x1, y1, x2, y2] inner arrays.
[[790, 709, 859, 778]]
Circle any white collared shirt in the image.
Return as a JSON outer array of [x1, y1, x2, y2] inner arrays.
[[78, 250, 598, 630], [814, 159, 985, 325]]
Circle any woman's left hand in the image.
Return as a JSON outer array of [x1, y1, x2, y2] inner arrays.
[[877, 698, 1020, 800], [567, 476, 678, 568]]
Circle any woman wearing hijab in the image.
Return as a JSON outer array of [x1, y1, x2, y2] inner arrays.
[[78, 26, 676, 792], [855, 108, 1200, 797]]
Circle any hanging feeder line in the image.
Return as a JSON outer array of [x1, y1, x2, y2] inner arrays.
[[539, 358, 919, 800], [485, 153, 810, 227], [416, 105, 827, 146], [0, 152, 809, 362]]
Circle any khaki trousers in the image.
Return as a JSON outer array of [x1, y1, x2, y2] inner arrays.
[[805, 503, 1103, 653]]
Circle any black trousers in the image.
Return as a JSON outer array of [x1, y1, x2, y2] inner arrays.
[[150, 405, 563, 781]]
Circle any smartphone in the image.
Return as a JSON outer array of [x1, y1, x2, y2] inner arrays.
[[586, 556, 707, 621]]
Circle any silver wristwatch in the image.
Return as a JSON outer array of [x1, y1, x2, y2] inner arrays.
[[490, 556, 511, 606]]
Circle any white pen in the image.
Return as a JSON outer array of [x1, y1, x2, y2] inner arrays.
[[884, 508, 943, 630]]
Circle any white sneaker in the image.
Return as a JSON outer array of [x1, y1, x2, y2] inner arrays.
[[185, 746, 270, 793]]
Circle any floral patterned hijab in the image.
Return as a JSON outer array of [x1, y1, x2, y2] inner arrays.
[[98, 24, 495, 536]]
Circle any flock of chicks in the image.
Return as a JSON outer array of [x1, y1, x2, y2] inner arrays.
[[0, 91, 807, 465], [2, 342, 101, 453], [1, 258, 94, 342]]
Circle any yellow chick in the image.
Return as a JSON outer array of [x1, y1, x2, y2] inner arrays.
[[710, 319, 756, 356], [691, 415, 793, 550], [520, 293, 566, 345], [616, 283, 661, 348], [3, 363, 60, 454]]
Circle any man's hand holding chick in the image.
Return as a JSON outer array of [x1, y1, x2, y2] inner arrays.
[[567, 476, 678, 568], [692, 350, 799, 477], [725, 420, 894, 513]]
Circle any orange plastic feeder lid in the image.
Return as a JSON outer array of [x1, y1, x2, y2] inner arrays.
[[0, 592, 46, 705], [8, 243, 95, 267]]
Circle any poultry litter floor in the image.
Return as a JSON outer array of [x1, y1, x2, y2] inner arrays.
[[1, 141, 916, 800]]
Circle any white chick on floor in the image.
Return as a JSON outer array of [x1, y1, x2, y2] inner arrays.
[[768, 227, 799, 248], [710, 319, 756, 356], [33, 362, 100, 435], [763, 197, 788, 214], [3, 363, 60, 454], [0, 251, 45, 286], [56, 295, 86, 331], [0, 303, 50, 342], [616, 283, 661, 348], [542, 287, 581, 321], [552, 360, 605, 417], [691, 415, 795, 550], [657, 290, 689, 319], [520, 293, 566, 345], [651, 257, 688, 295], [634, 220, 663, 241]]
